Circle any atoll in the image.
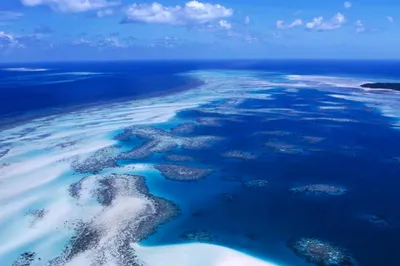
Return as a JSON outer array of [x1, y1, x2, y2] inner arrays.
[[163, 154, 194, 162], [290, 184, 347, 196], [289, 237, 356, 266], [244, 179, 268, 188], [181, 230, 215, 243], [221, 150, 257, 160], [154, 164, 212, 181]]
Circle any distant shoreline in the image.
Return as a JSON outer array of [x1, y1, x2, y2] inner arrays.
[[360, 82, 400, 91], [0, 77, 204, 131]]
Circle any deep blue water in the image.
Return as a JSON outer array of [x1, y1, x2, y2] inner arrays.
[[124, 89, 400, 266], [2, 60, 400, 265], [1, 60, 400, 118]]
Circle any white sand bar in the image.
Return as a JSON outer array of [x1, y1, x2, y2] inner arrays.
[[134, 243, 280, 266]]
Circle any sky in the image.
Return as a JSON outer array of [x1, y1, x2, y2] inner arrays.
[[0, 0, 399, 61]]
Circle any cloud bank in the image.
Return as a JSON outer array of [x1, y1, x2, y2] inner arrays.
[[306, 13, 346, 31], [21, 0, 120, 13], [121, 1, 233, 26], [276, 19, 302, 29]]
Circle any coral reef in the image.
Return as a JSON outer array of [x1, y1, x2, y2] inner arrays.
[[258, 130, 292, 137], [171, 123, 197, 134], [52, 174, 179, 266], [221, 150, 257, 160], [302, 136, 326, 144], [0, 147, 10, 158], [71, 146, 119, 174], [244, 179, 268, 188], [264, 139, 302, 154], [290, 184, 347, 196], [163, 154, 194, 162], [289, 238, 356, 266], [364, 214, 390, 227], [195, 117, 222, 127], [25, 209, 48, 227], [116, 126, 221, 160], [154, 164, 212, 181], [12, 252, 39, 266]]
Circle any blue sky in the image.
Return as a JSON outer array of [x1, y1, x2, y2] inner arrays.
[[0, 0, 398, 61]]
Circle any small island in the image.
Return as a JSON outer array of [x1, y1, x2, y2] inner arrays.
[[360, 83, 400, 91]]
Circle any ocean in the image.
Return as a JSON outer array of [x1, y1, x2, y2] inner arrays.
[[0, 60, 400, 266]]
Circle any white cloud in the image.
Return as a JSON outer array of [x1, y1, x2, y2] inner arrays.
[[21, 0, 120, 13], [355, 20, 365, 33], [276, 19, 302, 29], [387, 16, 394, 23], [306, 12, 346, 31], [122, 1, 233, 25], [244, 16, 250, 25], [0, 32, 23, 53], [219, 19, 232, 30], [344, 1, 352, 9]]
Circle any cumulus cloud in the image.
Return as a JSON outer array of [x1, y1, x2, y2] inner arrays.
[[0, 32, 43, 52], [387, 16, 394, 22], [219, 19, 232, 30], [344, 1, 352, 9], [355, 20, 365, 33], [121, 1, 233, 26], [0, 32, 17, 52], [276, 19, 302, 29], [21, 0, 120, 13], [306, 12, 346, 31]]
